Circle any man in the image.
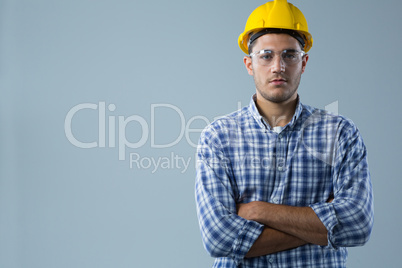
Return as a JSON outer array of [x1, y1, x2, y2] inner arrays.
[[195, 0, 374, 267]]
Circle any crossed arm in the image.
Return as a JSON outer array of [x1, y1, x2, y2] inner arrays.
[[237, 200, 330, 258], [196, 122, 373, 261]]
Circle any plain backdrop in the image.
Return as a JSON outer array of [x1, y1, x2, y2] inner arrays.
[[1, 0, 401, 267]]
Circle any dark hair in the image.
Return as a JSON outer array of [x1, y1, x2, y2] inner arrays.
[[247, 29, 305, 54], [248, 36, 257, 55]]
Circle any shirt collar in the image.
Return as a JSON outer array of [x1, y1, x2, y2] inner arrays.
[[248, 94, 303, 131]]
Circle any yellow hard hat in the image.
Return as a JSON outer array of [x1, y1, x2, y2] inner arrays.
[[238, 0, 313, 54]]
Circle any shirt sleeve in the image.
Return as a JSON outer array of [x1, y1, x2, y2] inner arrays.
[[310, 120, 374, 249], [195, 125, 264, 264]]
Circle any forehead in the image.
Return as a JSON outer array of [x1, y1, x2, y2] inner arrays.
[[252, 33, 300, 51]]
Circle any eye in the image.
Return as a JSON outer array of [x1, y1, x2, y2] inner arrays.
[[259, 52, 273, 60], [283, 52, 297, 60]]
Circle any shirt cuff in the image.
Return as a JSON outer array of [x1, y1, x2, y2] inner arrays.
[[231, 219, 264, 264], [309, 203, 339, 250]]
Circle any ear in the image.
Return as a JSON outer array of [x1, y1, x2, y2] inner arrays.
[[301, 54, 309, 74], [243, 56, 254, 76]]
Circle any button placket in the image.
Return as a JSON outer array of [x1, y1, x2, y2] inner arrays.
[[275, 132, 286, 172]]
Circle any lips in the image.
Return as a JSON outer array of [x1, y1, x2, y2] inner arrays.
[[269, 78, 287, 85]]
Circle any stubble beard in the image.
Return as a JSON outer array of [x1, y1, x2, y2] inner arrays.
[[254, 71, 302, 104]]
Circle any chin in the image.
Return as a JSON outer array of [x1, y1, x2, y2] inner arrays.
[[267, 92, 296, 103]]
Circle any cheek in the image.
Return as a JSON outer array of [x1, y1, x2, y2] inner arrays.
[[288, 66, 303, 79], [252, 65, 267, 78]]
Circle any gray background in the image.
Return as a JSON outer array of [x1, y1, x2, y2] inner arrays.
[[0, 0, 401, 267]]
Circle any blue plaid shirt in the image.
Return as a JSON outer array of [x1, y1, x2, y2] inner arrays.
[[195, 95, 374, 267]]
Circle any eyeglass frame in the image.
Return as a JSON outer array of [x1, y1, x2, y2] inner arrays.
[[248, 49, 307, 66]]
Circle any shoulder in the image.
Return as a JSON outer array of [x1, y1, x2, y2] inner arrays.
[[300, 103, 364, 145], [301, 103, 359, 131], [201, 106, 252, 138]]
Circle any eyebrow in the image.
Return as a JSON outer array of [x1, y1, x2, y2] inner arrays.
[[284, 48, 299, 52], [259, 48, 300, 52]]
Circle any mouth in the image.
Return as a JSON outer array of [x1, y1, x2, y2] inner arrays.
[[269, 78, 287, 85]]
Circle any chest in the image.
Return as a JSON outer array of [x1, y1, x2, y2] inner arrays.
[[229, 128, 335, 206]]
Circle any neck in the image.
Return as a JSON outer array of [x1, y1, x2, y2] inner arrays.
[[255, 93, 298, 128]]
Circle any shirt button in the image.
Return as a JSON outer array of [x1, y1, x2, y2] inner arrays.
[[277, 166, 283, 171], [273, 198, 279, 203], [269, 257, 274, 263]]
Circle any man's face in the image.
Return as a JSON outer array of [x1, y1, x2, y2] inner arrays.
[[244, 34, 308, 104]]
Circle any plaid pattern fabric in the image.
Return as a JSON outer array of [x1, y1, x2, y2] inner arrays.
[[195, 95, 374, 268]]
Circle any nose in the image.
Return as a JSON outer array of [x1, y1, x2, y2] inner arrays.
[[271, 54, 285, 73]]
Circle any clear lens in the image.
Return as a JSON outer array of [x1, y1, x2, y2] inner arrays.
[[250, 50, 306, 66]]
